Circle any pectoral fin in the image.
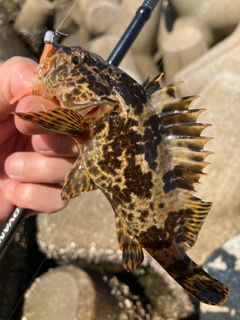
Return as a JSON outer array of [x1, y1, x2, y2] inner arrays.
[[13, 108, 88, 136], [115, 215, 144, 271], [61, 157, 97, 200]]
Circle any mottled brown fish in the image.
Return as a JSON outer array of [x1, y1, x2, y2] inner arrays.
[[12, 41, 229, 305]]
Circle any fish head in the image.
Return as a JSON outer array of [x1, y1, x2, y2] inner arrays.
[[33, 42, 119, 119]]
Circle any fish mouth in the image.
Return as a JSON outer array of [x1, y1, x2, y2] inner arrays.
[[60, 102, 117, 124], [60, 95, 118, 119], [83, 105, 100, 120], [83, 103, 118, 125], [60, 104, 101, 119]]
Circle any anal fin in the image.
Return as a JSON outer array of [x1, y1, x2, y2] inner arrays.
[[179, 194, 212, 249], [115, 215, 144, 271]]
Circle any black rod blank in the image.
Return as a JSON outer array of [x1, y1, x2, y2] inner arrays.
[[0, 207, 29, 260], [107, 0, 160, 65]]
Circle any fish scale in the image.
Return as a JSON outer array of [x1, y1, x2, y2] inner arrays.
[[12, 40, 230, 305]]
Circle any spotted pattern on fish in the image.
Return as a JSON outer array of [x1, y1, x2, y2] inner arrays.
[[13, 42, 230, 305]]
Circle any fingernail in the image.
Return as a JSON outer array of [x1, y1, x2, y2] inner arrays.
[[36, 134, 61, 152], [27, 102, 46, 112], [6, 154, 24, 177]]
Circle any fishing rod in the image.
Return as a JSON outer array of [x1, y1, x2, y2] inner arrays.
[[0, 0, 161, 261]]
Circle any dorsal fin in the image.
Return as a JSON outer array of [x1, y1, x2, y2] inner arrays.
[[142, 72, 184, 99], [148, 81, 212, 250], [142, 74, 163, 96]]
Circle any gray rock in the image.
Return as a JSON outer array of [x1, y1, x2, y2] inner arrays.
[[22, 265, 120, 320], [22, 265, 156, 320]]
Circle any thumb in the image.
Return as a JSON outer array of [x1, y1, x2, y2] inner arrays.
[[0, 57, 37, 121]]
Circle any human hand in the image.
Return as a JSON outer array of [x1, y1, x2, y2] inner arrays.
[[0, 57, 77, 221]]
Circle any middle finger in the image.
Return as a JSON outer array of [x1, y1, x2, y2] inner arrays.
[[5, 152, 76, 183], [32, 134, 79, 157]]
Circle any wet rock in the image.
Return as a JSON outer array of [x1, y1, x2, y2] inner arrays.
[[0, 0, 23, 21], [21, 263, 197, 320], [22, 265, 155, 320], [105, 272, 152, 320], [22, 265, 120, 320]]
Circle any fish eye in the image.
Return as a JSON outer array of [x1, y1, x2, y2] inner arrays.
[[72, 55, 80, 65]]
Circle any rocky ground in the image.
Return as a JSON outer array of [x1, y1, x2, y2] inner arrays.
[[0, 0, 240, 319]]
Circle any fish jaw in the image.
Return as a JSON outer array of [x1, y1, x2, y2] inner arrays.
[[31, 44, 59, 99], [32, 76, 56, 100]]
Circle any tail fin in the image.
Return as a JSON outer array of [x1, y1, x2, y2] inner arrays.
[[148, 249, 229, 305], [168, 256, 229, 305]]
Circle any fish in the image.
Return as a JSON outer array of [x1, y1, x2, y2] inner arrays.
[[11, 40, 230, 305]]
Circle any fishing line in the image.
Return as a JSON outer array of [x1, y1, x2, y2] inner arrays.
[[55, 0, 79, 37]]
